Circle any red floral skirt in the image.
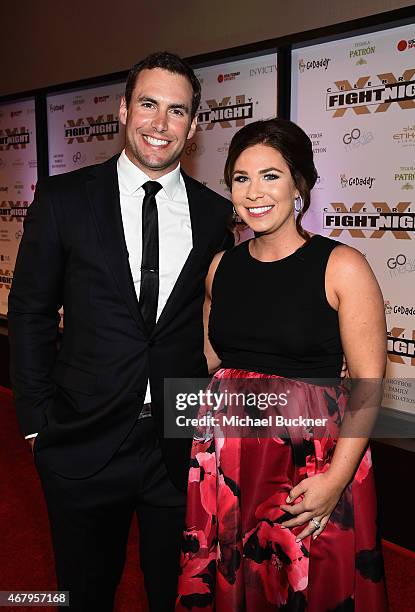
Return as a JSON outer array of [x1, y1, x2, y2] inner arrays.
[[176, 368, 388, 611]]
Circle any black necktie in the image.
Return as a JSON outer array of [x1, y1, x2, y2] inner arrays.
[[139, 181, 162, 332]]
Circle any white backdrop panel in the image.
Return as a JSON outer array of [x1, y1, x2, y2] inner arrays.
[[291, 22, 415, 414]]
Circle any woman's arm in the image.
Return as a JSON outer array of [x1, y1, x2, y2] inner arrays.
[[203, 251, 226, 375], [280, 245, 386, 539], [323, 244, 386, 482]]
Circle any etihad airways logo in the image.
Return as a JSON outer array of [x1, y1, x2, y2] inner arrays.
[[64, 114, 119, 143], [0, 128, 30, 150], [197, 95, 254, 130], [387, 328, 415, 366], [326, 68, 415, 117], [324, 202, 414, 239]]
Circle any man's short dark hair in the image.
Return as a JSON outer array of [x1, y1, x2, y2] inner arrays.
[[124, 51, 201, 120]]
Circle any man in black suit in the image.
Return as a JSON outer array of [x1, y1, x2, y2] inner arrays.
[[8, 52, 232, 611]]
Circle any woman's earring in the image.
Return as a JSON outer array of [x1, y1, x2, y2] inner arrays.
[[294, 196, 303, 213], [232, 206, 241, 223]]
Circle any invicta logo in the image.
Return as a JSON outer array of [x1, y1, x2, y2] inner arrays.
[[0, 128, 30, 150], [0, 269, 13, 290], [64, 114, 119, 144], [0, 201, 28, 223], [324, 202, 414, 239], [197, 95, 253, 131], [326, 68, 415, 117], [387, 328, 415, 366]]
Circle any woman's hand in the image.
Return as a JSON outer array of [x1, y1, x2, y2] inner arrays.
[[279, 472, 345, 541]]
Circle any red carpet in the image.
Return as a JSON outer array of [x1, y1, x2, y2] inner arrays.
[[1, 386, 414, 611]]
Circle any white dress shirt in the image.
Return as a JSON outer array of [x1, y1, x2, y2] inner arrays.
[[117, 150, 193, 403], [26, 151, 193, 438]]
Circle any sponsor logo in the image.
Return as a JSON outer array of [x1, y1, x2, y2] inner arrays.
[[393, 304, 415, 317], [387, 328, 415, 366], [217, 143, 230, 155], [197, 95, 254, 131], [0, 186, 8, 192], [72, 96, 85, 110], [94, 95, 110, 104], [386, 253, 415, 277], [385, 300, 415, 317], [72, 151, 87, 164], [217, 72, 240, 83], [64, 114, 119, 143], [51, 152, 66, 170], [349, 41, 376, 65], [0, 254, 11, 262], [249, 64, 277, 77], [0, 128, 30, 150], [0, 201, 29, 223], [394, 166, 415, 190], [10, 110, 23, 118], [326, 68, 415, 116], [49, 104, 64, 113], [393, 123, 415, 147], [308, 131, 327, 154], [0, 269, 13, 290], [342, 127, 374, 150], [315, 175, 325, 190], [184, 142, 205, 157], [299, 58, 331, 72], [387, 253, 408, 269], [324, 202, 414, 239], [397, 39, 415, 52], [340, 174, 375, 189]]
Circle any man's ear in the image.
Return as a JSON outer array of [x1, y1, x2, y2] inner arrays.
[[119, 96, 128, 126], [186, 116, 198, 140]]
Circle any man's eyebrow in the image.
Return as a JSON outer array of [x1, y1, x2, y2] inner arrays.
[[136, 96, 190, 113], [168, 102, 190, 113], [136, 96, 158, 105]]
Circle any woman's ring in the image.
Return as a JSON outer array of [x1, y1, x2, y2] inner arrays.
[[310, 518, 321, 530]]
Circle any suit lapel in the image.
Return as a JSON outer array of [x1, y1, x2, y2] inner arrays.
[[86, 155, 146, 331], [154, 171, 213, 335]]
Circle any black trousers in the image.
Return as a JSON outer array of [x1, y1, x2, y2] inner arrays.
[[34, 417, 186, 612]]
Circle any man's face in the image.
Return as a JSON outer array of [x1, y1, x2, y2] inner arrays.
[[119, 68, 197, 178]]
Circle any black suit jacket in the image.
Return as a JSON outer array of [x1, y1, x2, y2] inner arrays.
[[8, 154, 233, 489]]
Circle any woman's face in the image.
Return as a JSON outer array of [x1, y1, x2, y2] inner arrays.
[[231, 143, 299, 236]]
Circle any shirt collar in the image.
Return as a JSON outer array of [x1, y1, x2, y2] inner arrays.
[[118, 149, 182, 200]]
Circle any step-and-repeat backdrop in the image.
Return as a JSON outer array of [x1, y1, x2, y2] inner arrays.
[[1, 35, 413, 417], [0, 98, 37, 315], [182, 52, 278, 197], [47, 81, 126, 176], [291, 22, 415, 414]]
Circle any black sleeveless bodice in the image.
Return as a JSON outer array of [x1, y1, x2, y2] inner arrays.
[[209, 235, 343, 379]]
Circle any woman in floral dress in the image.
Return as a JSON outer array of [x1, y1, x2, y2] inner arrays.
[[176, 118, 388, 611]]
